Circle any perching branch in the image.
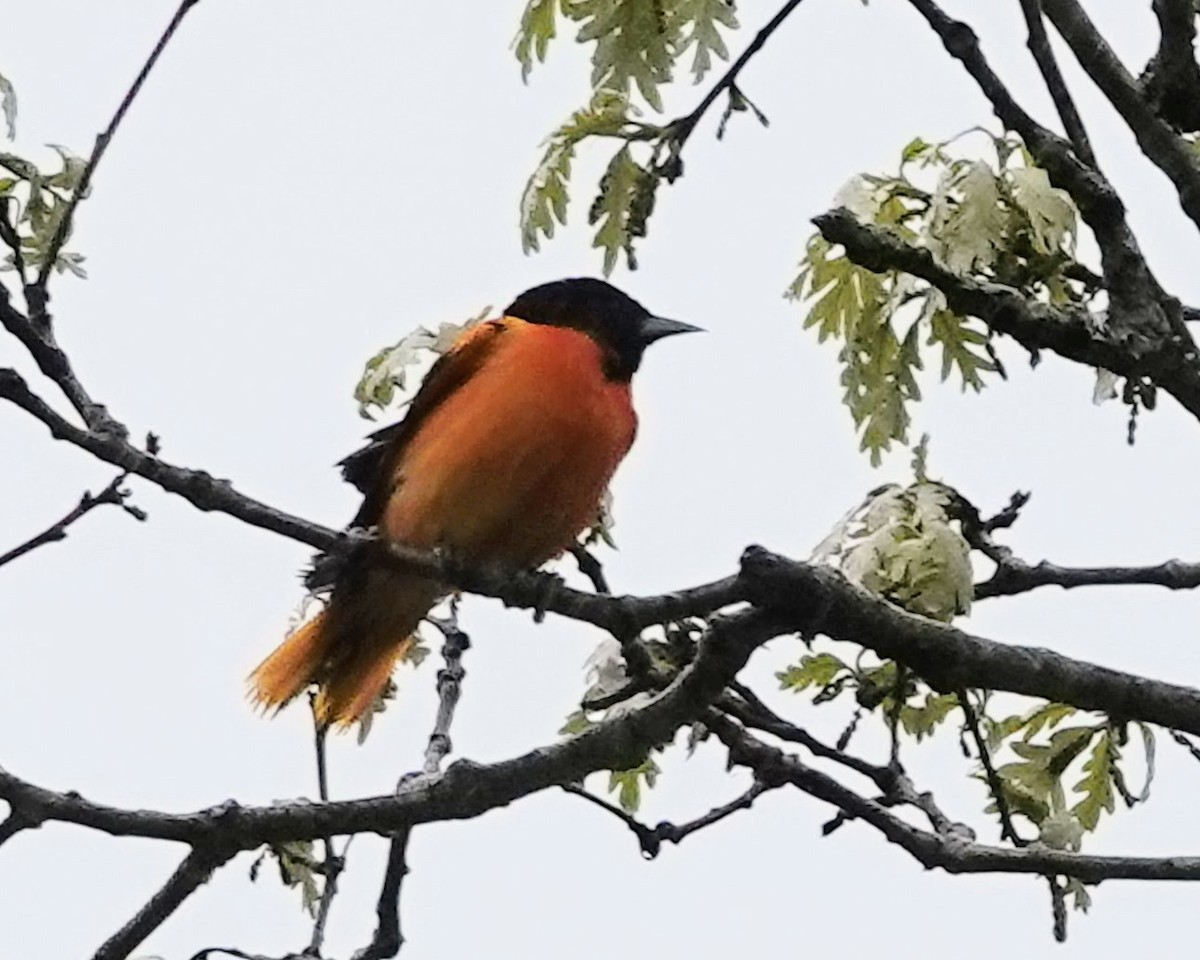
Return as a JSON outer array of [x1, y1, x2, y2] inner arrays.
[[0, 472, 143, 569]]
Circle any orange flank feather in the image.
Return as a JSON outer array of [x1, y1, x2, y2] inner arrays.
[[248, 278, 699, 729]]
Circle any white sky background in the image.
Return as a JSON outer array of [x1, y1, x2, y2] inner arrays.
[[3, 1, 1200, 957]]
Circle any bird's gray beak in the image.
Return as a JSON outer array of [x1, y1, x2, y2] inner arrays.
[[638, 315, 704, 345]]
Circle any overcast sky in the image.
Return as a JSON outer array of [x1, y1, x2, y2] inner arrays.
[[4, 2, 1200, 958]]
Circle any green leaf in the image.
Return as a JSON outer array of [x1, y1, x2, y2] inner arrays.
[[1010, 165, 1076, 255], [569, 0, 675, 111], [607, 756, 659, 812], [822, 482, 973, 623], [900, 136, 932, 165], [1072, 729, 1117, 831], [673, 0, 739, 82], [269, 840, 321, 918], [925, 301, 995, 391], [588, 144, 657, 275], [899, 692, 958, 741], [777, 652, 847, 692], [1020, 702, 1078, 741], [925, 160, 1006, 274], [559, 709, 594, 736], [514, 0, 563, 79], [353, 311, 484, 418], [519, 89, 639, 256]]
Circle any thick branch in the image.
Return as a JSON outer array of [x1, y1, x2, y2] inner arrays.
[[813, 210, 1200, 420], [905, 0, 1187, 359], [92, 846, 235, 960], [1140, 0, 1200, 132], [2, 365, 750, 632], [0, 610, 782, 848], [0, 296, 122, 433], [738, 547, 1200, 736], [1043, 0, 1200, 234]]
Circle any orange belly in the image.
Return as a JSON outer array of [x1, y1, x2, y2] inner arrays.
[[381, 321, 636, 568]]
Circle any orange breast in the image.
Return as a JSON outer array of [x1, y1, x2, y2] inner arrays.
[[381, 320, 637, 568]]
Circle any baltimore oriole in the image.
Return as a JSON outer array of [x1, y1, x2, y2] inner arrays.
[[249, 277, 699, 728]]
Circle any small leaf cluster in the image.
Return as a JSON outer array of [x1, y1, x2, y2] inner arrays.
[[788, 132, 1087, 464], [249, 840, 322, 918], [560, 622, 702, 811], [984, 702, 1155, 845], [812, 480, 974, 622], [0, 78, 87, 282], [514, 0, 739, 102], [515, 0, 743, 274], [353, 308, 488, 419]]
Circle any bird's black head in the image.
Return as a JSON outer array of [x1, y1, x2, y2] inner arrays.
[[504, 277, 700, 381]]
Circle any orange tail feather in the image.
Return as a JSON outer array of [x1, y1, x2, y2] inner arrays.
[[248, 610, 331, 714], [249, 572, 442, 730]]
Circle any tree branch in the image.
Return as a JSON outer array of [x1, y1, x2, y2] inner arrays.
[[563, 778, 774, 860], [813, 209, 1200, 421], [30, 0, 203, 304], [1042, 0, 1200, 235], [1139, 0, 1200, 132], [92, 845, 235, 960], [904, 0, 1188, 360], [663, 0, 808, 173], [737, 546, 1200, 736], [0, 472, 143, 569], [0, 609, 783, 848], [976, 554, 1200, 599], [349, 830, 410, 960], [1018, 0, 1095, 166], [421, 615, 471, 776], [708, 715, 1200, 883]]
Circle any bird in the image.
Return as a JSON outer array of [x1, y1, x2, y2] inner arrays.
[[248, 277, 700, 729]]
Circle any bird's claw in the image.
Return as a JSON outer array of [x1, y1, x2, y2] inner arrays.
[[532, 570, 565, 624]]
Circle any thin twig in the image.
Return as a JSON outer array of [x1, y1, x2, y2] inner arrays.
[[305, 704, 341, 958], [1018, 0, 1096, 166], [0, 472, 143, 569], [663, 0, 808, 174], [1170, 730, 1200, 765], [957, 691, 1022, 845], [562, 779, 773, 860], [92, 846, 235, 960], [32, 0, 204, 304], [422, 615, 471, 776]]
